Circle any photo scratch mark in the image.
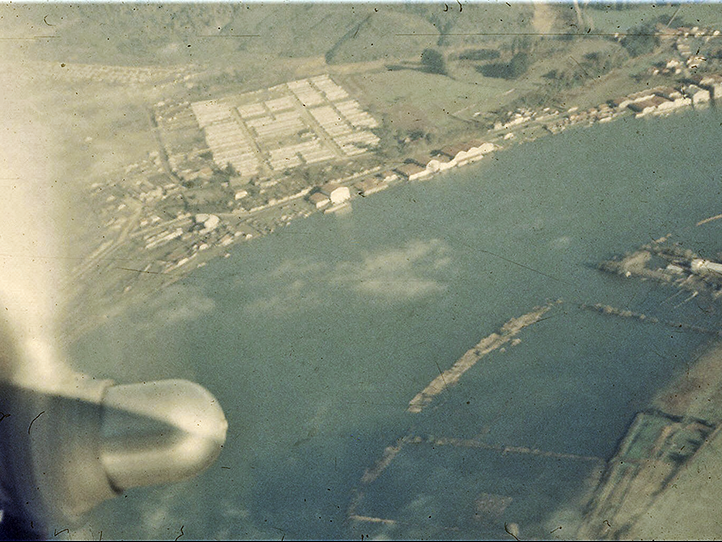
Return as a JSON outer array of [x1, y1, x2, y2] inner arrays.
[[0, 36, 58, 40], [477, 248, 571, 285], [196, 34, 261, 38], [434, 359, 449, 393], [504, 522, 520, 541], [28, 411, 45, 435]]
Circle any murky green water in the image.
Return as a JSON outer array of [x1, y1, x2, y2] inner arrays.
[[73, 107, 722, 540]]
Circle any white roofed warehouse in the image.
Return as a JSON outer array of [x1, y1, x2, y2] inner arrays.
[[320, 182, 350, 204]]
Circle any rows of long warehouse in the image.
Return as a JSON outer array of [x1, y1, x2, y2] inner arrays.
[[189, 75, 380, 177]]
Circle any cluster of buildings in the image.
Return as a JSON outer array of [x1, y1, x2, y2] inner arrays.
[[179, 74, 380, 183], [543, 76, 722, 135], [611, 79, 722, 118], [87, 157, 234, 273], [126, 205, 255, 274], [80, 21, 722, 297], [308, 182, 351, 210], [668, 25, 721, 66], [492, 107, 560, 132], [392, 141, 498, 182], [192, 106, 260, 177], [155, 100, 218, 183], [651, 23, 722, 75], [307, 168, 397, 211], [80, 74, 394, 284]]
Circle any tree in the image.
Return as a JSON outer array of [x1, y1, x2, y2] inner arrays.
[[507, 52, 531, 78], [479, 52, 531, 80], [420, 48, 447, 75], [222, 162, 239, 178], [511, 35, 533, 56], [657, 13, 686, 29], [621, 23, 660, 57], [427, 13, 455, 47]]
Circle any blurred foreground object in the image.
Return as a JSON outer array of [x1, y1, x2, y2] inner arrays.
[[0, 25, 227, 541], [0, 317, 227, 538]]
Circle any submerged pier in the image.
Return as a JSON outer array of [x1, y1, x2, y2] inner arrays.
[[599, 236, 722, 299], [407, 300, 560, 414], [581, 302, 722, 336]]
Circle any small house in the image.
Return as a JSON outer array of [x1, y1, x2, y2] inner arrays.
[[439, 141, 488, 167], [355, 178, 388, 197], [684, 84, 711, 106], [425, 153, 455, 173], [309, 192, 330, 209], [395, 163, 430, 181], [699, 75, 722, 100], [628, 96, 668, 117], [377, 170, 399, 183]]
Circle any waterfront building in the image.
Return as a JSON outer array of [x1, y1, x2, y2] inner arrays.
[[629, 96, 671, 117], [395, 163, 431, 181], [655, 87, 683, 101], [320, 182, 351, 204], [655, 95, 691, 113], [608, 97, 626, 110], [355, 178, 388, 197], [439, 140, 495, 168], [618, 88, 665, 111], [377, 170, 399, 183], [308, 192, 331, 209], [194, 213, 220, 233], [425, 153, 455, 174], [698, 75, 722, 100], [691, 259, 722, 275], [684, 84, 711, 106]]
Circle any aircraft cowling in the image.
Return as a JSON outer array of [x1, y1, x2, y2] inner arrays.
[[0, 317, 228, 537]]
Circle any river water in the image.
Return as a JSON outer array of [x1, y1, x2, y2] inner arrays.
[[72, 107, 722, 540]]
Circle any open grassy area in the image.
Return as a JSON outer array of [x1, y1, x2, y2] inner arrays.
[[349, 69, 517, 133], [586, 3, 678, 34], [325, 10, 439, 65], [16, 3, 529, 68]]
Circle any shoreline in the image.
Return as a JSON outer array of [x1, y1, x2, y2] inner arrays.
[[576, 335, 722, 540], [158, 86, 722, 280], [185, 73, 722, 265], [577, 248, 722, 538], [62, 23, 722, 341], [62, 89, 722, 345]]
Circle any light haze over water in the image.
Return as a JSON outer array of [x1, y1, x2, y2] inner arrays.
[[73, 107, 722, 540]]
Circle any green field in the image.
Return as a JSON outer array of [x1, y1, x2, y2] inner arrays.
[[351, 69, 517, 131]]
